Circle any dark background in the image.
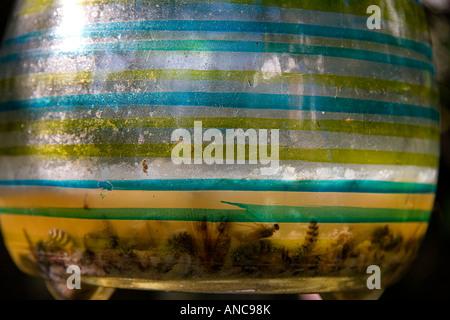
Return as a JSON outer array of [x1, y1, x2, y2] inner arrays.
[[0, 0, 449, 300]]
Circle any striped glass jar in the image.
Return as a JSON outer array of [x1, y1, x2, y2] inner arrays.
[[0, 0, 439, 299]]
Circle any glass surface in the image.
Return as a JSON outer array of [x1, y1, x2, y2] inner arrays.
[[0, 0, 439, 299]]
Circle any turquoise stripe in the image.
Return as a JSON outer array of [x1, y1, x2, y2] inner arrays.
[[220, 201, 431, 223], [0, 92, 440, 121], [0, 40, 435, 74], [3, 20, 433, 60], [0, 179, 437, 194], [0, 206, 431, 223]]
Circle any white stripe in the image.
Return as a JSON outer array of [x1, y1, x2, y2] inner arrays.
[[0, 156, 439, 183]]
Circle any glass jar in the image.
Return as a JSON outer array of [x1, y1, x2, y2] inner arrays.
[[0, 0, 439, 300]]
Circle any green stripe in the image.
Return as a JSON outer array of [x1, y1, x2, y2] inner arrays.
[[0, 117, 440, 141], [201, 0, 428, 32], [0, 144, 439, 167], [280, 148, 438, 167], [0, 205, 431, 223], [0, 70, 439, 103]]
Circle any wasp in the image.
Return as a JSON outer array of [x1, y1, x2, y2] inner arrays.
[[280, 220, 320, 275], [81, 220, 152, 276], [188, 216, 232, 272], [230, 222, 279, 242], [231, 239, 285, 274], [21, 228, 113, 299], [220, 201, 280, 242], [302, 220, 319, 252], [47, 228, 73, 248], [23, 228, 75, 279], [195, 201, 281, 274], [371, 225, 403, 252]]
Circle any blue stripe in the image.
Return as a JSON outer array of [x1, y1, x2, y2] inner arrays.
[[3, 20, 433, 60], [0, 179, 437, 194], [0, 40, 436, 74], [0, 92, 440, 121]]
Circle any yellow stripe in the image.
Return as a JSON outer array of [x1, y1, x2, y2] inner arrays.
[[0, 187, 435, 211], [0, 70, 438, 103]]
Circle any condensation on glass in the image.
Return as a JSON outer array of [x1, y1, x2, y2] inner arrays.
[[0, 0, 439, 300]]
